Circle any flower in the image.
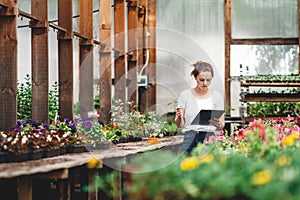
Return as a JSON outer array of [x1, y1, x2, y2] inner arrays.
[[251, 170, 272, 185], [277, 155, 292, 166], [180, 157, 199, 171], [282, 135, 296, 147], [86, 158, 101, 169], [198, 153, 214, 164]]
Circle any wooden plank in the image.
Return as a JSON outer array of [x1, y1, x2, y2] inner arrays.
[[58, 0, 74, 120], [241, 82, 300, 87], [18, 177, 32, 200], [127, 0, 138, 105], [0, 136, 183, 179], [114, 0, 126, 105], [33, 168, 69, 179], [79, 0, 94, 118], [231, 38, 298, 45], [0, 0, 18, 130], [31, 0, 49, 123], [241, 97, 300, 102], [224, 0, 232, 115], [99, 0, 112, 124]]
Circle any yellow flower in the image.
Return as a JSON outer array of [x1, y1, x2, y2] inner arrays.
[[282, 135, 295, 147], [180, 157, 199, 171], [199, 153, 214, 164], [277, 155, 292, 167], [87, 158, 101, 169], [251, 170, 272, 185]]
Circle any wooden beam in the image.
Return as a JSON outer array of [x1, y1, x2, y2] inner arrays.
[[99, 0, 112, 124], [79, 0, 94, 118], [58, 0, 74, 120], [145, 0, 156, 112], [33, 168, 69, 179], [231, 38, 298, 45], [127, 0, 138, 105], [298, 0, 300, 73], [0, 0, 18, 130], [114, 0, 126, 105], [31, 0, 49, 123], [224, 0, 232, 115], [137, 0, 147, 112]]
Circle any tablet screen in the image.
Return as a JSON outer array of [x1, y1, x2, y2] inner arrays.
[[191, 109, 224, 126]]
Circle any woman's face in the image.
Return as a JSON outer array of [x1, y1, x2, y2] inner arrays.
[[195, 71, 213, 91]]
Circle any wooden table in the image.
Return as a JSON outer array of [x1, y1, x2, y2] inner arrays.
[[0, 136, 183, 200]]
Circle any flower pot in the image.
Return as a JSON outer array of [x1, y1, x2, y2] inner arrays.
[[29, 149, 46, 160], [65, 144, 86, 153]]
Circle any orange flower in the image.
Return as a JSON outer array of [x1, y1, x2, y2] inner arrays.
[[147, 137, 159, 144], [102, 126, 107, 131]]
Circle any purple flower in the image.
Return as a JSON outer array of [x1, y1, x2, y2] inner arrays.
[[44, 123, 50, 131], [82, 120, 93, 130], [116, 131, 122, 136], [13, 125, 22, 131], [63, 118, 71, 124], [71, 123, 77, 133]]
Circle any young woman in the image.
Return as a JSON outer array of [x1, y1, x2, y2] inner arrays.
[[175, 61, 224, 154]]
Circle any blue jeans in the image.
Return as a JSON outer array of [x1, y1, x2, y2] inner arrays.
[[181, 131, 210, 154]]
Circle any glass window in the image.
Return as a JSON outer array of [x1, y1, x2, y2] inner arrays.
[[232, 0, 298, 38]]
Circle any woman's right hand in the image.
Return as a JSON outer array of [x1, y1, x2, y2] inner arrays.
[[175, 106, 184, 119], [175, 106, 185, 128]]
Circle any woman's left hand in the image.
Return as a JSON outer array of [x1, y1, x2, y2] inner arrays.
[[209, 118, 224, 130]]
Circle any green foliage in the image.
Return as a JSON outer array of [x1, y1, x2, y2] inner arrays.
[[17, 74, 58, 122], [248, 102, 300, 117], [95, 119, 300, 199], [48, 81, 58, 122], [17, 74, 32, 120]]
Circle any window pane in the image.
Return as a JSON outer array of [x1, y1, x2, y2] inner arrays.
[[232, 0, 298, 38]]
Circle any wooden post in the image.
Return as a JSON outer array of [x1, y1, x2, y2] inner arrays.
[[137, 0, 147, 112], [58, 0, 74, 120], [87, 169, 99, 200], [224, 0, 232, 115], [99, 0, 112, 124], [298, 0, 300, 73], [79, 0, 94, 118], [31, 0, 49, 123], [18, 177, 32, 200], [139, 0, 156, 112], [0, 0, 18, 130], [127, 0, 138, 105], [114, 0, 126, 105]]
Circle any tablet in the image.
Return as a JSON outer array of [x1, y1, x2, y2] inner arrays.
[[191, 109, 225, 126]]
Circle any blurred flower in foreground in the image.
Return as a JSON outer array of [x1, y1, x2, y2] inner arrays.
[[277, 155, 292, 167], [251, 170, 272, 185], [87, 158, 102, 169], [180, 157, 199, 171]]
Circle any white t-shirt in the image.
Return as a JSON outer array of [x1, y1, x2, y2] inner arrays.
[[177, 89, 224, 126]]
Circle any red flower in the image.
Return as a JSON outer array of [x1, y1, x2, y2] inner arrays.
[[237, 128, 245, 140]]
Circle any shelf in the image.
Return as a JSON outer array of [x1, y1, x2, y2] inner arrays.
[[241, 82, 300, 87], [241, 97, 300, 102]]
